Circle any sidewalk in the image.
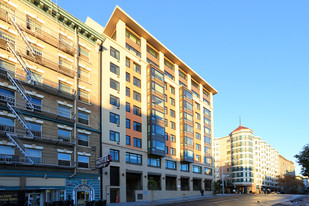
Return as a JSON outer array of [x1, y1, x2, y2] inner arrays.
[[273, 195, 309, 206], [107, 194, 237, 206]]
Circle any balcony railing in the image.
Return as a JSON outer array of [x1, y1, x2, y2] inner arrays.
[[0, 154, 74, 168]]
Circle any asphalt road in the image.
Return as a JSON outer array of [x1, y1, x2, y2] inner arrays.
[[163, 194, 306, 206]]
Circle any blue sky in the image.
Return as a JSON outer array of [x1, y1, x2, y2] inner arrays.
[[57, 0, 309, 175]]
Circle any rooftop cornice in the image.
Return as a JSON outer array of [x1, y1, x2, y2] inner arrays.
[[24, 0, 105, 44]]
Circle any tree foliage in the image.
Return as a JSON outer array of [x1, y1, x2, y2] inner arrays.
[[277, 174, 304, 194], [295, 144, 309, 176]]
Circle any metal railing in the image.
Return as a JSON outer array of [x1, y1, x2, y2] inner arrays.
[[0, 154, 74, 168]]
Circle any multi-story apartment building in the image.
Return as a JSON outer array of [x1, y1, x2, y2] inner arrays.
[[0, 0, 105, 205], [94, 6, 217, 203], [278, 155, 295, 176], [214, 125, 294, 194]]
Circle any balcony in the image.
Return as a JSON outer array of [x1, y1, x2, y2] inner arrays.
[[0, 154, 75, 169]]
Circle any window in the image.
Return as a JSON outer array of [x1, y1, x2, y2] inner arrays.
[[147, 45, 158, 58], [204, 117, 211, 125], [170, 109, 175, 118], [191, 80, 199, 89], [126, 135, 131, 145], [78, 111, 89, 124], [195, 122, 200, 130], [133, 77, 141, 88], [126, 102, 130, 112], [170, 86, 175, 94], [78, 133, 89, 146], [165, 133, 168, 141], [195, 112, 200, 120], [110, 149, 119, 162], [110, 95, 120, 107], [59, 81, 71, 93], [164, 59, 174, 70], [170, 148, 176, 156], [110, 130, 120, 142], [78, 66, 91, 82], [204, 168, 212, 175], [126, 87, 130, 97], [126, 119, 130, 129], [165, 146, 168, 154], [164, 119, 168, 127], [0, 88, 15, 103], [185, 137, 193, 146], [0, 59, 15, 74], [58, 153, 71, 166], [179, 69, 187, 80], [205, 137, 211, 144], [203, 98, 210, 105], [110, 112, 120, 124], [151, 68, 164, 81], [165, 71, 174, 80], [170, 98, 175, 106], [184, 112, 193, 122], [196, 133, 201, 140], [126, 58, 130, 67], [193, 165, 202, 174], [126, 72, 130, 82], [204, 157, 212, 165], [133, 138, 142, 148], [110, 47, 120, 60], [126, 152, 142, 165], [78, 89, 89, 103], [126, 29, 141, 45], [110, 63, 120, 75], [133, 121, 141, 132], [126, 43, 141, 57], [195, 102, 200, 110], [204, 146, 211, 154], [184, 124, 193, 134], [58, 105, 71, 118], [31, 44, 43, 57], [184, 101, 193, 111], [196, 144, 201, 151], [79, 46, 90, 61], [195, 155, 201, 162], [184, 149, 194, 158], [78, 155, 89, 168], [59, 57, 72, 71], [133, 91, 141, 102], [152, 82, 164, 94], [180, 163, 189, 172], [152, 95, 164, 107], [203, 108, 211, 116], [26, 122, 41, 137], [26, 148, 41, 164], [164, 107, 168, 114], [164, 95, 167, 102], [133, 106, 141, 116], [58, 128, 71, 142], [204, 127, 211, 134], [133, 63, 141, 74], [170, 121, 175, 130], [148, 157, 161, 168], [110, 79, 120, 91], [0, 116, 14, 132], [0, 30, 15, 45], [165, 160, 176, 170], [170, 134, 176, 143]]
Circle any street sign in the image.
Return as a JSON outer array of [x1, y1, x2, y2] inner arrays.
[[96, 154, 112, 169]]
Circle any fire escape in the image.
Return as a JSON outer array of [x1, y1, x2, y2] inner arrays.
[[2, 15, 38, 164]]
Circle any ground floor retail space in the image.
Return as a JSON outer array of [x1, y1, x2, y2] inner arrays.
[[0, 170, 100, 206], [102, 166, 214, 204]]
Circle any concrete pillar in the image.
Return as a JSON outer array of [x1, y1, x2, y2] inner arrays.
[[141, 37, 147, 63], [187, 74, 191, 90], [116, 19, 126, 48], [174, 64, 181, 159], [159, 51, 164, 72]]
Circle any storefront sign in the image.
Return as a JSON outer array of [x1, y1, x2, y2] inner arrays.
[[96, 154, 112, 168]]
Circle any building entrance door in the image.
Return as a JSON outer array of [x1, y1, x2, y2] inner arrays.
[[25, 192, 41, 206], [74, 185, 93, 206]]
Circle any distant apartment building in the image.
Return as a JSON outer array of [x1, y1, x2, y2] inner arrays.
[[95, 6, 217, 203], [278, 155, 295, 176], [214, 125, 295, 194], [0, 0, 105, 205]]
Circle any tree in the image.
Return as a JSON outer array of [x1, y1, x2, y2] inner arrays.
[[277, 174, 304, 194], [295, 144, 309, 176]]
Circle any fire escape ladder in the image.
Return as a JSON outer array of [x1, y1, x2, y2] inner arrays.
[[7, 72, 34, 111], [7, 102, 34, 138], [7, 42, 35, 84], [5, 133, 34, 164], [9, 15, 35, 57]]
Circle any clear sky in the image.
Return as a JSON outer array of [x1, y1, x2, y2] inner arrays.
[[56, 0, 309, 175]]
